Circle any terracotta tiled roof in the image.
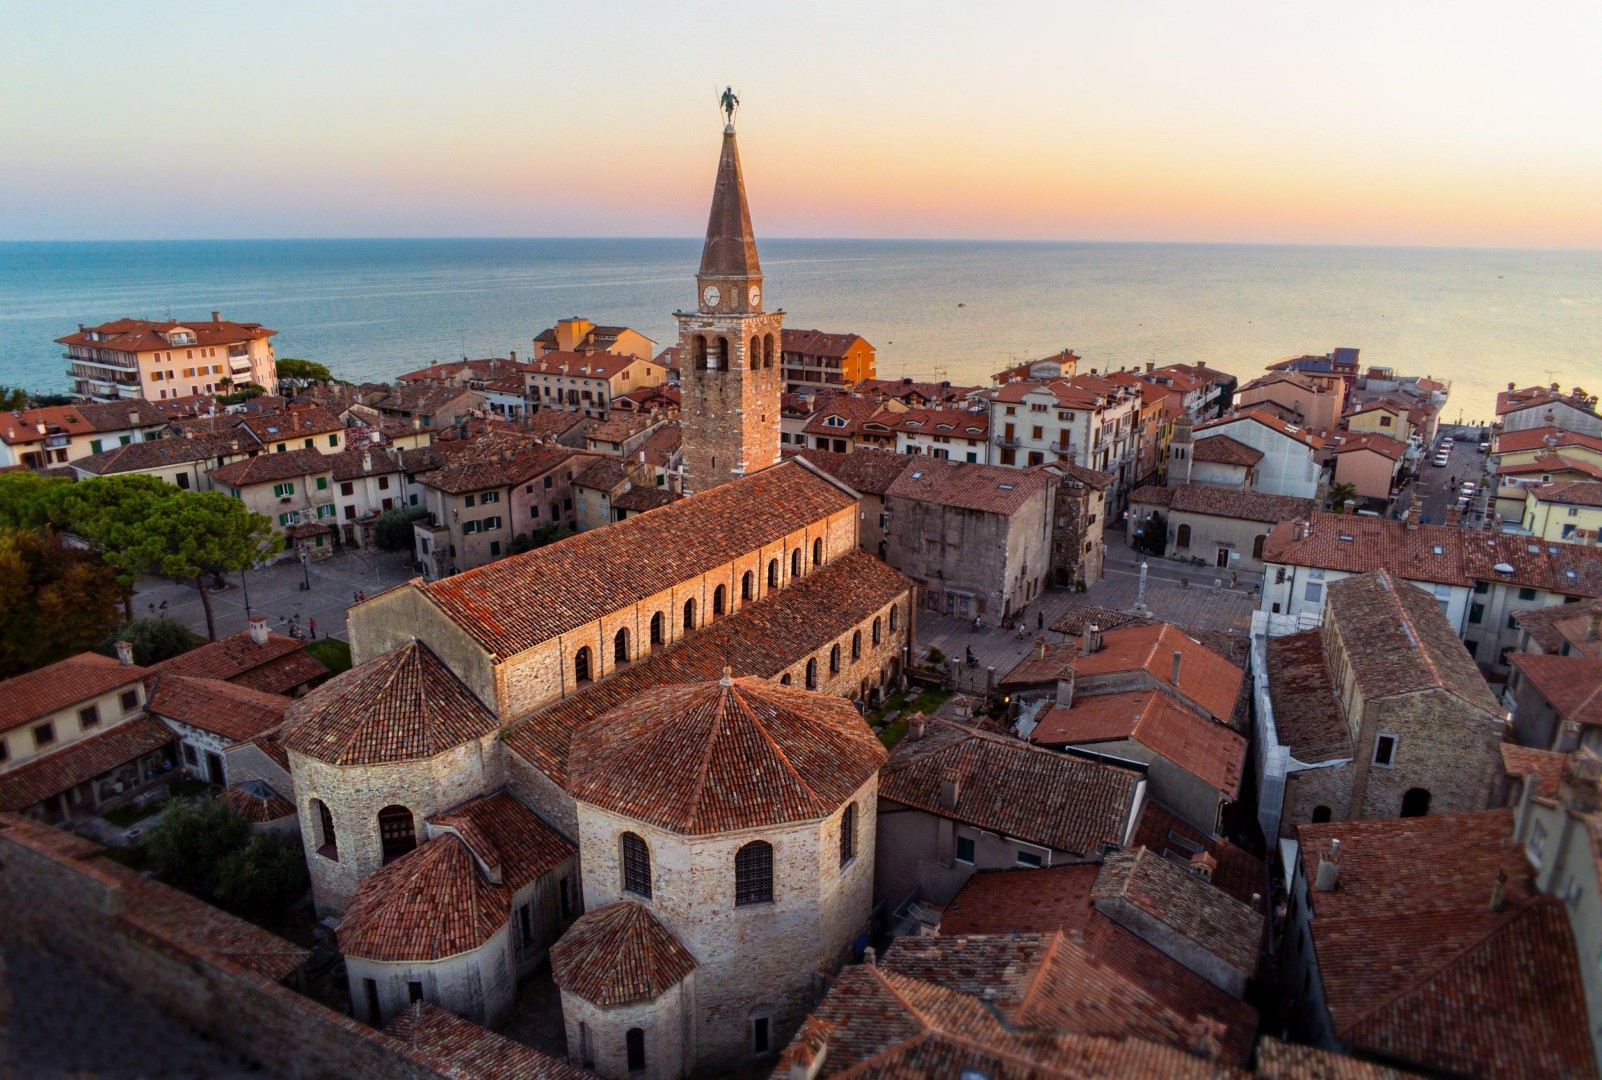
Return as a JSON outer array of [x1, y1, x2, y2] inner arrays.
[[937, 870, 1259, 1063], [1032, 690, 1246, 798], [1497, 384, 1601, 420], [338, 835, 509, 962], [1050, 460, 1115, 491], [856, 377, 979, 405], [1160, 482, 1315, 525], [1261, 513, 1469, 587], [1329, 432, 1406, 460], [1508, 652, 1602, 725], [781, 328, 868, 359], [1498, 453, 1602, 480], [419, 438, 583, 495], [57, 316, 275, 352], [237, 404, 343, 443], [504, 549, 915, 788], [1131, 802, 1265, 910], [1198, 408, 1324, 449], [326, 445, 405, 481], [72, 432, 236, 476], [1073, 622, 1244, 723], [1049, 606, 1151, 636], [881, 717, 1140, 854], [1529, 480, 1602, 507], [395, 357, 531, 385], [147, 676, 290, 743], [636, 423, 681, 466], [281, 641, 498, 766], [893, 407, 990, 440], [1264, 629, 1351, 763], [1191, 435, 1264, 467], [384, 1002, 590, 1080], [1512, 597, 1602, 657], [208, 447, 331, 488], [1091, 847, 1263, 975], [526, 350, 649, 379], [0, 716, 174, 812], [421, 460, 857, 658], [1498, 743, 1567, 800], [549, 901, 697, 1007], [151, 630, 327, 694], [793, 446, 913, 495], [1127, 484, 1175, 508], [0, 652, 146, 736], [1326, 571, 1499, 712], [246, 728, 290, 771], [610, 486, 678, 512], [572, 457, 625, 491], [428, 792, 575, 891], [1495, 425, 1602, 456], [216, 780, 295, 823], [587, 414, 655, 444], [1254, 1036, 1417, 1079], [885, 457, 1052, 515], [569, 677, 884, 834], [1297, 811, 1597, 1079]]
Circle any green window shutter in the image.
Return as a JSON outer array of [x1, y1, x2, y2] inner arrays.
[[90, 440, 102, 454], [316, 476, 328, 491], [329, 434, 338, 447], [119, 435, 132, 446]]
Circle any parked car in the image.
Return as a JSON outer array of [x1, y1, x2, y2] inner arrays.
[[1461, 481, 1477, 495], [1478, 441, 1491, 452]]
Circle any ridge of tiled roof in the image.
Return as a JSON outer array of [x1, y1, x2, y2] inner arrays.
[[146, 676, 290, 743], [417, 438, 581, 495], [526, 350, 650, 379], [1326, 571, 1499, 712], [1071, 621, 1244, 722], [280, 641, 498, 766], [0, 652, 146, 735], [384, 1002, 591, 1080], [503, 549, 914, 788], [1131, 802, 1266, 910], [1528, 480, 1602, 507], [1511, 597, 1602, 657], [1497, 743, 1567, 800], [885, 456, 1052, 515], [421, 461, 857, 658], [151, 629, 327, 695], [1329, 432, 1406, 460], [1198, 408, 1324, 449], [793, 446, 914, 496], [568, 677, 885, 834], [326, 445, 406, 481], [428, 792, 574, 891], [572, 456, 628, 491], [549, 901, 697, 1007], [1162, 482, 1316, 525], [338, 834, 509, 962], [880, 717, 1140, 854], [1191, 435, 1264, 467], [1507, 652, 1602, 726], [781, 328, 866, 357], [1091, 847, 1263, 975], [56, 317, 276, 351], [72, 432, 236, 476], [1494, 425, 1602, 455], [238, 404, 343, 441], [1032, 690, 1245, 797], [208, 447, 331, 487]]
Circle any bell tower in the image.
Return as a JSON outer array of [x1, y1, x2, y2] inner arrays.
[[676, 106, 783, 495]]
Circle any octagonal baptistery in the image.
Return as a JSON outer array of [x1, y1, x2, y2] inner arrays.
[[560, 673, 887, 1075], [281, 641, 504, 914]]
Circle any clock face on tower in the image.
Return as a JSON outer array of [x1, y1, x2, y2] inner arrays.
[[748, 285, 761, 307], [702, 285, 721, 308]]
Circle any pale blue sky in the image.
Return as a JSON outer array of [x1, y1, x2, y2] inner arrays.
[[5, 1, 1601, 245]]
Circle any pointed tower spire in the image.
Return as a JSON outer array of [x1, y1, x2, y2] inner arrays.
[[699, 129, 762, 281]]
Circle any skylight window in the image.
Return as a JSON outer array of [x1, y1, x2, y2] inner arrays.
[[1338, 534, 1354, 542], [1431, 545, 1444, 555], [998, 484, 1015, 491]]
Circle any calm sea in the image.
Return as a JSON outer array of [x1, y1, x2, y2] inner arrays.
[[3, 238, 1600, 421]]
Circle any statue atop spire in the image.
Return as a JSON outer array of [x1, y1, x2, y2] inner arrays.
[[718, 85, 740, 130]]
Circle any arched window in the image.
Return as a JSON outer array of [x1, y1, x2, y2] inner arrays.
[[851, 630, 862, 660], [780, 673, 792, 686], [805, 658, 817, 689], [764, 334, 776, 368], [613, 627, 629, 665], [1176, 523, 1192, 549], [683, 598, 696, 631], [791, 548, 801, 577], [626, 1028, 646, 1073], [715, 336, 729, 369], [650, 611, 664, 647], [767, 558, 779, 588], [889, 605, 899, 632], [621, 832, 652, 898], [840, 803, 857, 866], [1253, 534, 1267, 560], [1401, 788, 1431, 818], [829, 644, 841, 674], [378, 805, 416, 863], [741, 570, 754, 602], [574, 645, 592, 685], [872, 616, 882, 645], [713, 584, 727, 617], [735, 840, 774, 906], [693, 335, 708, 371], [1311, 805, 1332, 823], [750, 336, 760, 370], [813, 538, 824, 566], [313, 798, 337, 859]]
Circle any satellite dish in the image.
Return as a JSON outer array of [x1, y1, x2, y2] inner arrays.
[[1492, 562, 1515, 574]]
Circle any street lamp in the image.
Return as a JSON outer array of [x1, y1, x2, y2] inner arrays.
[[240, 564, 253, 618], [298, 544, 311, 592]]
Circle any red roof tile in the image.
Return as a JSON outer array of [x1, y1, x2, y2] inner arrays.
[[384, 1002, 590, 1079], [421, 461, 857, 658], [428, 792, 574, 891], [1498, 743, 1567, 800], [1091, 847, 1263, 974], [1033, 691, 1245, 798], [0, 652, 146, 736], [1072, 622, 1244, 723], [568, 677, 885, 834], [1131, 802, 1265, 910], [208, 447, 331, 488], [1264, 630, 1351, 764], [147, 676, 291, 743], [1507, 652, 1602, 726], [151, 630, 326, 693], [338, 834, 509, 962], [281, 642, 498, 766], [794, 446, 914, 496], [1495, 426, 1602, 456], [0, 716, 174, 811], [216, 780, 295, 823], [1528, 480, 1602, 507], [56, 316, 276, 352], [1191, 435, 1264, 467], [1139, 482, 1315, 526], [885, 457, 1052, 515], [549, 901, 697, 1007]]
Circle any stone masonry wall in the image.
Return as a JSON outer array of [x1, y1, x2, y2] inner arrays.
[[677, 312, 784, 495], [1278, 761, 1355, 839], [772, 591, 914, 701], [1348, 689, 1504, 819], [346, 922, 516, 1030], [561, 979, 693, 1080]]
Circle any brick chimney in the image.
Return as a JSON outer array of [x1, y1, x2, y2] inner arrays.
[[115, 640, 135, 666], [1488, 868, 1508, 913], [939, 768, 961, 812], [1314, 838, 1340, 891], [1170, 649, 1183, 685], [248, 613, 269, 646], [211, 311, 221, 322], [1189, 850, 1217, 882], [1081, 623, 1102, 656], [1055, 665, 1076, 709]]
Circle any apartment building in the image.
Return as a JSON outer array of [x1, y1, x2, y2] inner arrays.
[[779, 328, 876, 391], [58, 314, 277, 403]]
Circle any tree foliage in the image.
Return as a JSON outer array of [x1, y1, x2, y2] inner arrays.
[[374, 506, 429, 552], [0, 471, 73, 529], [139, 797, 253, 895], [108, 616, 203, 666], [0, 385, 27, 410], [276, 357, 334, 386], [1133, 510, 1167, 556], [1329, 483, 1359, 512], [509, 523, 574, 555], [0, 527, 123, 677], [212, 831, 312, 923]]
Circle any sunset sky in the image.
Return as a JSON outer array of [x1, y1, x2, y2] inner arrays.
[[6, 1, 1601, 247]]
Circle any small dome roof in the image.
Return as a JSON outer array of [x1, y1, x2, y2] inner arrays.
[[338, 835, 508, 963], [551, 902, 697, 1007], [566, 675, 886, 834]]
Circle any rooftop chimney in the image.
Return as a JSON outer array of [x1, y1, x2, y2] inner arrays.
[[115, 640, 135, 666], [1081, 623, 1102, 656], [1488, 869, 1508, 913], [909, 714, 926, 741], [939, 768, 961, 812], [1033, 637, 1048, 661], [1314, 838, 1340, 892], [1189, 850, 1217, 882], [1170, 649, 1183, 686], [211, 311, 221, 322], [1055, 666, 1076, 709], [1292, 520, 1305, 542], [129, 410, 140, 426], [248, 613, 269, 646], [1556, 719, 1582, 755]]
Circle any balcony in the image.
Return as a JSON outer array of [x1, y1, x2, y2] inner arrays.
[[993, 434, 1022, 449], [229, 355, 254, 375], [117, 384, 142, 399], [63, 352, 137, 371]]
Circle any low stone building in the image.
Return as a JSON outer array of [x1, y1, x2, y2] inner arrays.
[[1045, 460, 1113, 588], [1506, 651, 1602, 753], [882, 457, 1054, 625], [1128, 483, 1315, 575], [146, 674, 291, 787]]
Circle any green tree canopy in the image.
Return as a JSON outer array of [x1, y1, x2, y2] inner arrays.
[[41, 475, 182, 618], [508, 523, 575, 555], [276, 357, 334, 386], [212, 831, 311, 923], [131, 490, 282, 640], [0, 385, 28, 410], [0, 471, 73, 529], [374, 506, 428, 552], [0, 527, 123, 677], [107, 615, 204, 666], [1329, 483, 1359, 512], [141, 798, 253, 895]]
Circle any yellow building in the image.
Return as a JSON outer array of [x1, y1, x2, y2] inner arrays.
[[59, 313, 278, 403], [1521, 482, 1602, 545], [532, 317, 656, 363]]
